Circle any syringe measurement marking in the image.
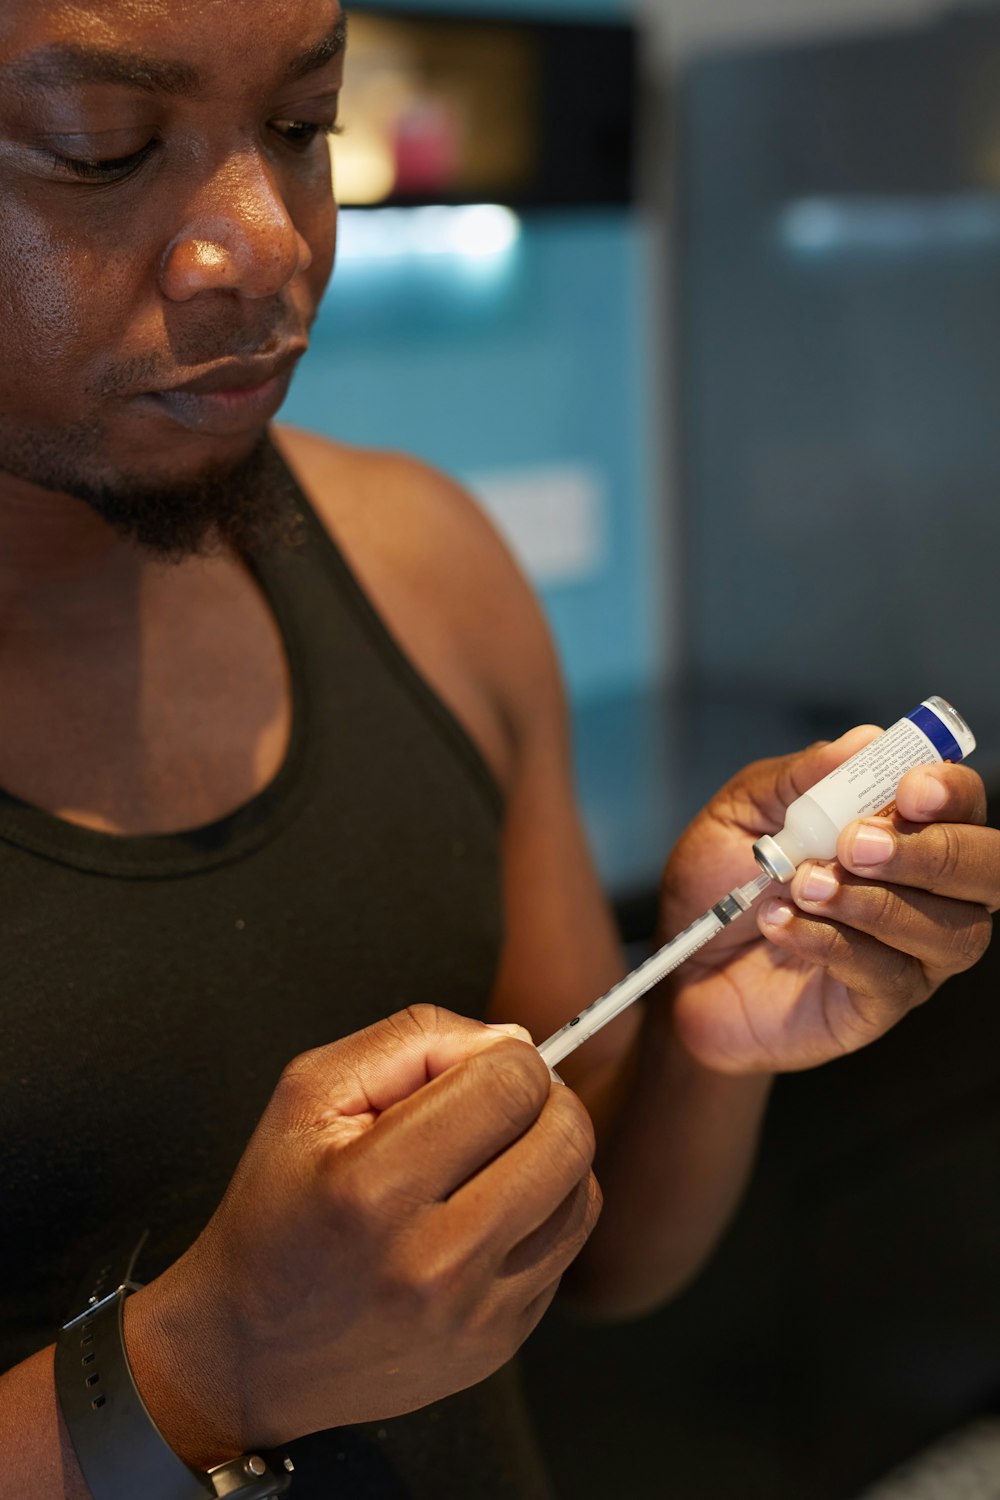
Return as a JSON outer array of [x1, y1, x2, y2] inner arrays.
[[537, 873, 771, 1070], [538, 910, 722, 1068]]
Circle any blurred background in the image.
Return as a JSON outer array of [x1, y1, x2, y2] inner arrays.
[[282, 2, 1000, 1494]]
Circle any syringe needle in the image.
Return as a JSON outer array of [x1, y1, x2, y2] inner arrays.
[[536, 873, 771, 1070]]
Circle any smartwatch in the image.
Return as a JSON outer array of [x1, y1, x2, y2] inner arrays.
[[55, 1237, 294, 1500]]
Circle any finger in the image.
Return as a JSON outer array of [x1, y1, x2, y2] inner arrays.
[[443, 1084, 597, 1258], [758, 901, 931, 1029], [893, 762, 988, 828], [331, 1036, 554, 1208], [835, 816, 1000, 910], [788, 865, 994, 975], [772, 726, 883, 820], [284, 1005, 534, 1124], [781, 726, 884, 802], [723, 727, 883, 834], [501, 1170, 603, 1284]]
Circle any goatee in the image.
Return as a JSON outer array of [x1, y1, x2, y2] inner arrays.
[[63, 434, 304, 560]]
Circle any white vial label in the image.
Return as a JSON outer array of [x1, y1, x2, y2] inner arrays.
[[755, 698, 974, 880], [824, 715, 943, 825]]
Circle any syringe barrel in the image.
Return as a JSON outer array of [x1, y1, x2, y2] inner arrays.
[[537, 908, 725, 1068]]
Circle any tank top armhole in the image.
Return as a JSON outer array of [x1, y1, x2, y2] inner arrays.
[[285, 464, 506, 826]]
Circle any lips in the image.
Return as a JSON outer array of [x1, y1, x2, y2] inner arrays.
[[136, 344, 307, 436], [159, 344, 307, 397]]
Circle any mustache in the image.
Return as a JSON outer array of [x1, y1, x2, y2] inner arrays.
[[93, 321, 309, 399]]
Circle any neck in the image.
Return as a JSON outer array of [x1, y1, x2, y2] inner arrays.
[[0, 469, 150, 632]]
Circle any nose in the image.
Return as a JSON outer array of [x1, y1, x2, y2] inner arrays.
[[160, 150, 313, 301]]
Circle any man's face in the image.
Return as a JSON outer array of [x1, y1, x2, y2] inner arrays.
[[0, 0, 341, 524]]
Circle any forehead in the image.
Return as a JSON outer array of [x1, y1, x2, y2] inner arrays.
[[0, 0, 345, 96]]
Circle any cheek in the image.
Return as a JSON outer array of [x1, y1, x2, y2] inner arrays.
[[0, 204, 148, 392], [0, 212, 82, 376]]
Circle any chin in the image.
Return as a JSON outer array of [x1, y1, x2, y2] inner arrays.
[[73, 430, 301, 560]]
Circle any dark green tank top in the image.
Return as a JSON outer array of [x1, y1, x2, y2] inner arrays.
[[0, 453, 553, 1499]]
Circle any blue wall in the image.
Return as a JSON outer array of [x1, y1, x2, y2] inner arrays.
[[283, 208, 661, 702]]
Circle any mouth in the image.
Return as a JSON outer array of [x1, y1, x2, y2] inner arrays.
[[137, 344, 308, 435]]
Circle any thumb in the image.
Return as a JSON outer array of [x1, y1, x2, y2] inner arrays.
[[755, 725, 884, 829], [311, 1006, 535, 1118]]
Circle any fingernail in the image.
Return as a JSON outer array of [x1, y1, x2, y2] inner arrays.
[[914, 772, 947, 816], [486, 1023, 533, 1042], [850, 824, 895, 866], [763, 899, 795, 928], [801, 864, 839, 904]]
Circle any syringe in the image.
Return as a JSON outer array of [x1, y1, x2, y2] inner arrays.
[[537, 873, 773, 1069]]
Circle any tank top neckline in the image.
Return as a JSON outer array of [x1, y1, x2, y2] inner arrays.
[[0, 465, 502, 880], [0, 538, 313, 879]]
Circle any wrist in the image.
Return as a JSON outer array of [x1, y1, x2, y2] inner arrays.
[[124, 1260, 248, 1472], [55, 1240, 294, 1499]]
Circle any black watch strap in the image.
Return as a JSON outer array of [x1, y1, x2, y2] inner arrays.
[[55, 1238, 293, 1500]]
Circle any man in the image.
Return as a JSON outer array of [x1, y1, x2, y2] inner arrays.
[[0, 1, 996, 1496]]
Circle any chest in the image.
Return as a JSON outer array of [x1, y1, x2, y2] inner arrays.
[[0, 560, 291, 833], [0, 691, 503, 1361]]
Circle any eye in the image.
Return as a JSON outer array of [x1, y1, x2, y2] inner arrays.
[[271, 119, 342, 151], [45, 142, 156, 183]]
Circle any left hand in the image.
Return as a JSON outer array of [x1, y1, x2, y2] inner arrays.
[[661, 727, 999, 1075]]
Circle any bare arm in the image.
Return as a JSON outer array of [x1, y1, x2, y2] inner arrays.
[[0, 1350, 92, 1498], [484, 596, 772, 1318]]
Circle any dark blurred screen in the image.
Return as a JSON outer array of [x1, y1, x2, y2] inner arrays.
[[335, 9, 636, 208], [337, 14, 539, 205]]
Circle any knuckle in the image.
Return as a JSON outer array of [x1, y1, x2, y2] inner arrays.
[[547, 1092, 597, 1177], [883, 950, 921, 1010], [932, 823, 965, 887], [320, 1156, 380, 1230], [482, 1047, 548, 1131], [273, 1052, 308, 1102], [271, 1046, 342, 1123], [385, 1245, 469, 1329], [559, 1178, 601, 1264], [367, 1004, 459, 1060], [849, 933, 920, 1013], [949, 908, 994, 971], [400, 1002, 448, 1036], [357, 1172, 423, 1229], [325, 1139, 424, 1232], [945, 766, 988, 825], [275, 1046, 319, 1095], [369, 1005, 440, 1056], [582, 1172, 604, 1237], [863, 881, 900, 937], [841, 953, 917, 1042], [805, 915, 849, 966]]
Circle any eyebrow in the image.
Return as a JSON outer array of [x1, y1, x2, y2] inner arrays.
[[2, 44, 201, 96], [284, 13, 349, 85], [1, 13, 347, 97]]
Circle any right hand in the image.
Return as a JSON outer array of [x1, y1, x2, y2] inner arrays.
[[124, 1005, 601, 1466]]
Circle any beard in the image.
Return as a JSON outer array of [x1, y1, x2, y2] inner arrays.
[[0, 421, 304, 561], [67, 433, 305, 559]]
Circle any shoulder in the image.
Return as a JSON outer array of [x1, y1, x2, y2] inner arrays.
[[274, 425, 512, 587], [272, 425, 567, 790]]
